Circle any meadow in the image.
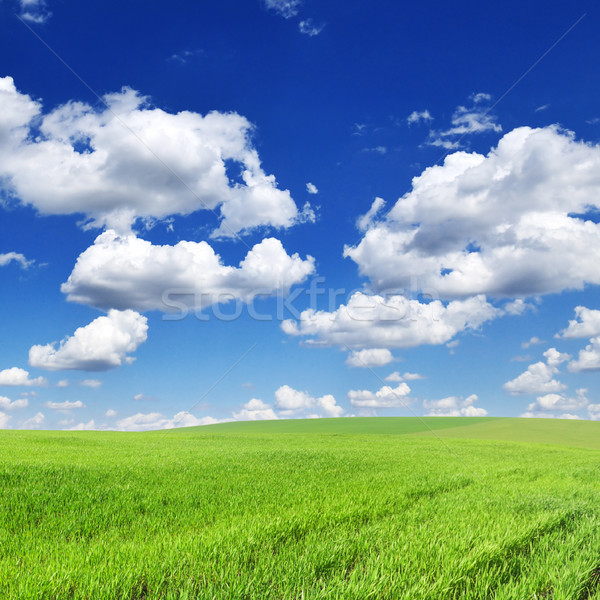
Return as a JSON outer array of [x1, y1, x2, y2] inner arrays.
[[2, 417, 600, 599]]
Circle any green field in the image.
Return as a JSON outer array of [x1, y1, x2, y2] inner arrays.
[[3, 417, 600, 599]]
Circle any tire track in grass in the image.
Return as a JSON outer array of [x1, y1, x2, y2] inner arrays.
[[435, 508, 585, 599]]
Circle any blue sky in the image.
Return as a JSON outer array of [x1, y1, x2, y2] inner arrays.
[[1, 0, 600, 430]]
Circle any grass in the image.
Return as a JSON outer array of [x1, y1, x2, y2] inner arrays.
[[2, 417, 600, 598]]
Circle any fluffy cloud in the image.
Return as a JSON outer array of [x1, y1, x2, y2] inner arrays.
[[115, 411, 219, 432], [18, 0, 50, 23], [568, 337, 600, 372], [81, 379, 102, 388], [62, 230, 314, 312], [346, 348, 394, 368], [347, 383, 411, 408], [525, 388, 588, 413], [306, 182, 319, 195], [0, 367, 47, 387], [0, 77, 303, 236], [345, 126, 600, 299], [0, 396, 28, 410], [503, 348, 569, 395], [0, 412, 11, 428], [0, 252, 31, 268], [45, 400, 85, 410], [283, 292, 497, 349], [29, 310, 148, 371], [558, 306, 600, 339], [232, 399, 278, 421], [423, 394, 487, 417], [263, 0, 302, 18], [274, 385, 344, 417], [68, 420, 96, 431], [21, 412, 45, 428], [385, 371, 424, 382]]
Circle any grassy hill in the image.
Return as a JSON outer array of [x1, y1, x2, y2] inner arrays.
[[2, 417, 600, 598]]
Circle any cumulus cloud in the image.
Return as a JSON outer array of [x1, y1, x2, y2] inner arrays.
[[306, 182, 318, 195], [0, 412, 11, 428], [347, 383, 411, 408], [81, 379, 102, 388], [346, 126, 600, 299], [61, 231, 314, 312], [115, 411, 219, 431], [0, 367, 47, 387], [0, 76, 303, 236], [356, 197, 386, 232], [423, 393, 487, 417], [0, 396, 28, 410], [45, 400, 85, 410], [385, 371, 424, 382], [522, 336, 544, 349], [503, 348, 569, 395], [568, 337, 600, 372], [346, 348, 394, 368], [283, 292, 497, 349], [21, 412, 45, 428], [233, 398, 278, 421], [263, 0, 302, 18], [274, 385, 344, 417], [68, 420, 97, 431], [0, 251, 32, 268], [525, 388, 588, 413], [558, 306, 600, 339], [29, 309, 148, 371], [105, 409, 117, 418], [18, 0, 51, 23]]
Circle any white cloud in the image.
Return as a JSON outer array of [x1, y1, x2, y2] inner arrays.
[[45, 400, 85, 410], [0, 76, 302, 237], [0, 251, 32, 268], [115, 411, 219, 431], [105, 409, 117, 418], [0, 367, 47, 387], [263, 0, 302, 18], [558, 306, 600, 339], [522, 336, 543, 349], [299, 19, 324, 36], [0, 412, 11, 428], [306, 182, 318, 195], [81, 379, 102, 388], [347, 383, 411, 408], [356, 197, 386, 232], [526, 388, 588, 413], [588, 404, 600, 420], [568, 337, 600, 372], [423, 393, 487, 417], [29, 309, 148, 371], [346, 348, 394, 368], [0, 396, 28, 410], [471, 92, 492, 104], [68, 420, 96, 431], [504, 299, 535, 316], [19, 0, 51, 23], [363, 146, 387, 155], [520, 411, 580, 420], [503, 348, 569, 395], [407, 110, 433, 125], [346, 126, 600, 299], [283, 292, 498, 349], [62, 231, 314, 312], [56, 379, 69, 388], [233, 398, 278, 421], [274, 385, 344, 417], [21, 412, 45, 429]]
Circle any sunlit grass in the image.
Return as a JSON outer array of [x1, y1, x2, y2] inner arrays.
[[2, 417, 600, 598]]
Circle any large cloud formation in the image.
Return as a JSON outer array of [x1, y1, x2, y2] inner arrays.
[[0, 76, 304, 236], [62, 230, 315, 312], [29, 310, 148, 371], [282, 291, 497, 349], [346, 126, 600, 298]]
